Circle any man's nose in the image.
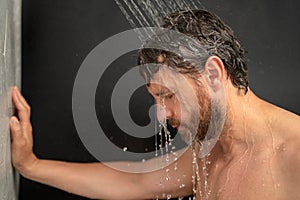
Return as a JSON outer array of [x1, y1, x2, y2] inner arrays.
[[156, 103, 173, 123]]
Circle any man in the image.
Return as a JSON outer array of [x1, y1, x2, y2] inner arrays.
[[10, 9, 300, 199]]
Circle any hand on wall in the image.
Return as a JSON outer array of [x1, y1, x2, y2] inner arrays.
[[10, 87, 39, 176]]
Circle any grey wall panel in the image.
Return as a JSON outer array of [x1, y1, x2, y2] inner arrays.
[[0, 0, 21, 199]]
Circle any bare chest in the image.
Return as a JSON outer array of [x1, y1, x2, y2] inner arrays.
[[195, 153, 292, 200]]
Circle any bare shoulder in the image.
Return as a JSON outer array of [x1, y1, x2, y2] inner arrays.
[[273, 105, 300, 152], [271, 105, 300, 189], [280, 110, 300, 172], [270, 104, 300, 140]]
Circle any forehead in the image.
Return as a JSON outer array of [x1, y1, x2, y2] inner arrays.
[[147, 66, 181, 93], [146, 66, 201, 96]]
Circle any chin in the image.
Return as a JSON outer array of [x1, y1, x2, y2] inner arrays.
[[178, 127, 196, 145]]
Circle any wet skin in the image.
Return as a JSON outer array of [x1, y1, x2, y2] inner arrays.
[[10, 56, 300, 199], [146, 58, 300, 199]]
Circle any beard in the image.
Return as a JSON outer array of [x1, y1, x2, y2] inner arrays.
[[169, 88, 225, 145], [167, 91, 211, 144]]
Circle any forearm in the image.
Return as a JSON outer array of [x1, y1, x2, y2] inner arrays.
[[21, 159, 144, 199], [20, 155, 193, 200]]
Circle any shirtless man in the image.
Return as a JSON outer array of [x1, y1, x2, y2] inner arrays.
[[10, 10, 300, 199]]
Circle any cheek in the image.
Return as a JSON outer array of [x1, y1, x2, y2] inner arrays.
[[176, 100, 194, 122], [198, 94, 211, 119], [172, 96, 182, 119], [172, 98, 179, 113]]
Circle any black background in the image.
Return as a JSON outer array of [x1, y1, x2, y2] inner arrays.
[[21, 0, 300, 199]]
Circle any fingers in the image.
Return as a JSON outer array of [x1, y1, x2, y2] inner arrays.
[[12, 86, 31, 121], [10, 116, 21, 141], [14, 87, 31, 111], [10, 114, 32, 146]]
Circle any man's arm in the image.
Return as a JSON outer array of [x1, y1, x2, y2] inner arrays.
[[10, 87, 193, 199]]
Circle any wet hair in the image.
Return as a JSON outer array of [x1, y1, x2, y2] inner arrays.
[[138, 9, 249, 93]]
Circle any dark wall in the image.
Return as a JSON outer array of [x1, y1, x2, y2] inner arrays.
[[202, 0, 300, 113], [21, 1, 130, 199], [21, 0, 300, 199]]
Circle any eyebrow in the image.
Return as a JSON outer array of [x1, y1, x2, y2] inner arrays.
[[154, 89, 174, 97], [147, 83, 176, 97]]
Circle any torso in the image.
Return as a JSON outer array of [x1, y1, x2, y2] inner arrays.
[[194, 102, 300, 200], [197, 144, 292, 200]]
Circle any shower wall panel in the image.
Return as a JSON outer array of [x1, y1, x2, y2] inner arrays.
[[0, 0, 21, 199]]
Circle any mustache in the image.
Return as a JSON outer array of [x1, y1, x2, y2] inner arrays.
[[167, 118, 181, 128]]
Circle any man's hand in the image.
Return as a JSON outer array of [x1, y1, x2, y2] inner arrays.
[[10, 86, 39, 175]]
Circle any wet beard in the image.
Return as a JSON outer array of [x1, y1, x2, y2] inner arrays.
[[167, 88, 211, 144], [174, 102, 210, 145], [196, 89, 211, 142], [177, 94, 225, 145]]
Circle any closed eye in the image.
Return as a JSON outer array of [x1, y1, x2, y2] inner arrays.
[[165, 93, 175, 99]]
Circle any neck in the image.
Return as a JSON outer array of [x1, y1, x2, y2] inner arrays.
[[215, 87, 267, 158]]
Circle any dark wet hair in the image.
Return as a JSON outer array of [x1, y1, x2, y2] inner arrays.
[[138, 9, 249, 93]]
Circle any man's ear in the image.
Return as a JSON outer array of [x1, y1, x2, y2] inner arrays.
[[204, 56, 225, 92]]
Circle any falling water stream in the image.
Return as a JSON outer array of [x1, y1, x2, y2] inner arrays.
[[112, 0, 287, 200], [114, 1, 211, 199]]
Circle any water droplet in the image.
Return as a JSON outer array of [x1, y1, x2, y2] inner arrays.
[[123, 147, 128, 151], [179, 184, 185, 188], [167, 194, 172, 199], [141, 159, 146, 163], [282, 147, 286, 152]]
